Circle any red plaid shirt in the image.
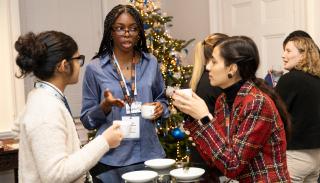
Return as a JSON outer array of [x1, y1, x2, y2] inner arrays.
[[185, 81, 290, 182]]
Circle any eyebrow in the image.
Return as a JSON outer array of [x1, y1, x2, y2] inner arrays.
[[113, 23, 138, 26]]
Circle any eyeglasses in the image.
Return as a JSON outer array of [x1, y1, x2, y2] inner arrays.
[[69, 55, 85, 67], [112, 26, 139, 36]]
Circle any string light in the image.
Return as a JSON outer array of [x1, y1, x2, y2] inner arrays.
[[131, 0, 194, 161]]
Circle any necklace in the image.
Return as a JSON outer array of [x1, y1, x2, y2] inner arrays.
[[121, 57, 134, 70]]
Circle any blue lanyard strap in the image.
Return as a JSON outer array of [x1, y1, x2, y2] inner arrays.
[[34, 81, 73, 117]]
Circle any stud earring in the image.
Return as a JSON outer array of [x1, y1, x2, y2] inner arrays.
[[227, 73, 233, 79]]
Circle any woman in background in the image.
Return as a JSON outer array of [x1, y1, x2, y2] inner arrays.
[[13, 31, 123, 183], [276, 36, 320, 182], [188, 33, 227, 178], [189, 33, 226, 113], [173, 36, 291, 182], [80, 4, 169, 182]]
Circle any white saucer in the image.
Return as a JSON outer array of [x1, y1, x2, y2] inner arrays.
[[144, 158, 176, 169], [122, 170, 158, 183], [170, 167, 205, 180]]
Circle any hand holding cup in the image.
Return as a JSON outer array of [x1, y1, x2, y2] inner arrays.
[[113, 120, 132, 138], [141, 102, 163, 120], [102, 123, 123, 148]]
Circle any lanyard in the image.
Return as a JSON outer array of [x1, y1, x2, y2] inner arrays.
[[111, 53, 137, 105], [225, 112, 230, 144], [224, 105, 231, 144], [34, 81, 73, 117]]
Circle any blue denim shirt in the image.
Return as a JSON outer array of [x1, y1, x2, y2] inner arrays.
[[80, 52, 169, 166]]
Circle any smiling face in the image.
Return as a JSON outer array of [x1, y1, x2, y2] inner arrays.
[[111, 12, 140, 53], [282, 41, 302, 71]]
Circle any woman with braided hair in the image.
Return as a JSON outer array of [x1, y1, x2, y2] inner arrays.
[[80, 4, 169, 182]]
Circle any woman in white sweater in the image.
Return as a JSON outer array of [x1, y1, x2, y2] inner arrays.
[[13, 31, 124, 183]]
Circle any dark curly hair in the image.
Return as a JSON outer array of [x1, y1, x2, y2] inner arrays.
[[15, 31, 78, 80], [94, 4, 148, 59]]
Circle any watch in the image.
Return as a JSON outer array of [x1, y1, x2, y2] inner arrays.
[[199, 113, 213, 125]]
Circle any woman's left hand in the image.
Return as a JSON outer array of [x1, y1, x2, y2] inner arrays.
[[144, 102, 163, 120], [172, 90, 209, 120]]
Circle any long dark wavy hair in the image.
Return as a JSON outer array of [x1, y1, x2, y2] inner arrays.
[[216, 36, 292, 141], [94, 4, 148, 59]]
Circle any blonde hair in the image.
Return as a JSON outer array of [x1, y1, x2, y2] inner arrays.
[[189, 33, 228, 91], [289, 37, 320, 77]]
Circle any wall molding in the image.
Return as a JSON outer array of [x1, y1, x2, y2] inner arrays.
[[0, 131, 15, 139], [292, 0, 306, 29], [209, 0, 222, 33], [0, 0, 24, 133]]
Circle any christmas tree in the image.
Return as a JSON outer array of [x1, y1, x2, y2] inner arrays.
[[131, 0, 195, 161]]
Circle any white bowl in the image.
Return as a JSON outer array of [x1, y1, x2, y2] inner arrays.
[[144, 158, 176, 169], [122, 170, 158, 183], [170, 167, 205, 180]]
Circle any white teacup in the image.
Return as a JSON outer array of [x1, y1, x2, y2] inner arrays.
[[141, 104, 156, 119], [178, 88, 192, 97], [113, 120, 131, 137]]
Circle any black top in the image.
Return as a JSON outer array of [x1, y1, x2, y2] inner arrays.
[[190, 70, 222, 175], [223, 80, 245, 110], [276, 69, 320, 149], [195, 70, 222, 114]]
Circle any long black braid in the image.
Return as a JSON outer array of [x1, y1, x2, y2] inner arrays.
[[93, 4, 148, 59]]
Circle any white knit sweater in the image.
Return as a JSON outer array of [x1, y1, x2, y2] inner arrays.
[[13, 87, 109, 183]]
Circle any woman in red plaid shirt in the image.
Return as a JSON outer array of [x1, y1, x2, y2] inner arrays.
[[173, 36, 291, 182]]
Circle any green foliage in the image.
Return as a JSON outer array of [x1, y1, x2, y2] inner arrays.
[[132, 0, 194, 160]]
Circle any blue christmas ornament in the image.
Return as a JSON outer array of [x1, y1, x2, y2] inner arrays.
[[155, 28, 161, 33], [171, 128, 185, 140], [144, 23, 151, 30]]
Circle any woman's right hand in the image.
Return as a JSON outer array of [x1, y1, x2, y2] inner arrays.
[[100, 89, 125, 114], [172, 90, 209, 120], [102, 123, 123, 148]]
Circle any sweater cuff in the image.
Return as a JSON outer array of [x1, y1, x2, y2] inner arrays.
[[82, 135, 110, 160]]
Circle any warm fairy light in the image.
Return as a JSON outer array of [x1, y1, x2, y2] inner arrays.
[[131, 0, 193, 160]]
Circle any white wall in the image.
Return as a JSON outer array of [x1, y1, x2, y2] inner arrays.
[[213, 0, 319, 78], [306, 0, 320, 46], [0, 0, 24, 137], [0, 0, 23, 181], [19, 0, 104, 117], [161, 0, 211, 65], [102, 0, 128, 18]]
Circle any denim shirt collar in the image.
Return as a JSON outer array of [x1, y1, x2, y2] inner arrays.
[[100, 52, 150, 67]]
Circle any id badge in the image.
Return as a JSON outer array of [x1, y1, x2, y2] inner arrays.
[[125, 101, 142, 114], [121, 116, 140, 139]]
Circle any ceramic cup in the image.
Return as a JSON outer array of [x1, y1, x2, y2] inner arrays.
[[178, 88, 192, 97], [113, 120, 131, 137], [141, 105, 156, 119]]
